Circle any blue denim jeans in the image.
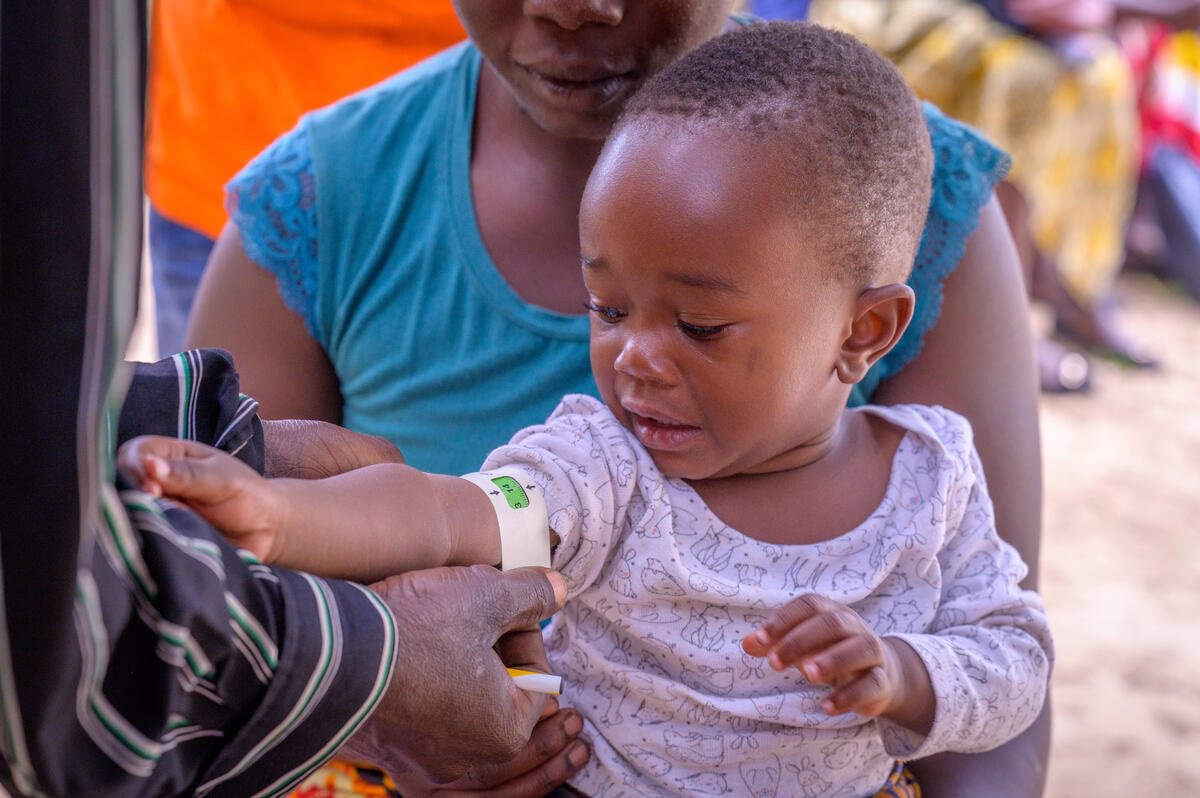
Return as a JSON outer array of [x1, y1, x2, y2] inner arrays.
[[1148, 145, 1200, 301], [750, 0, 811, 20], [148, 205, 215, 356]]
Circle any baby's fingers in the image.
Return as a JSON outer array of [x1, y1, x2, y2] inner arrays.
[[117, 436, 212, 495], [799, 634, 886, 686], [743, 594, 832, 657], [146, 448, 254, 507], [761, 608, 867, 672], [823, 666, 894, 718]]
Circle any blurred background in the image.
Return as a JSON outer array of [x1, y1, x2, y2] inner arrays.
[[1037, 275, 1200, 795]]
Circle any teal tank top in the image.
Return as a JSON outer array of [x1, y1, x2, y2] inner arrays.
[[227, 43, 1008, 475]]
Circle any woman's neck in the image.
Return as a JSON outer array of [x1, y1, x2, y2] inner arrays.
[[474, 63, 606, 195], [468, 63, 606, 313]]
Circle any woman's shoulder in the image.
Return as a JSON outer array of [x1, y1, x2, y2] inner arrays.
[[306, 42, 478, 136], [852, 106, 1012, 401], [922, 103, 1012, 223], [229, 40, 479, 206], [223, 43, 482, 346]]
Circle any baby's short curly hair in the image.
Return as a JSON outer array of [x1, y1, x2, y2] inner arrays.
[[617, 22, 933, 285]]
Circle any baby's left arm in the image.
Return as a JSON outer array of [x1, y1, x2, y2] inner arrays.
[[744, 430, 1053, 759], [879, 444, 1054, 759]]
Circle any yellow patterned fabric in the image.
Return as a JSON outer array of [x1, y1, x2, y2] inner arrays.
[[811, 0, 1137, 303], [287, 759, 918, 797], [874, 761, 922, 798], [290, 761, 399, 798]]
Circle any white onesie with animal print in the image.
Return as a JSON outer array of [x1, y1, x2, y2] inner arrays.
[[479, 395, 1052, 798]]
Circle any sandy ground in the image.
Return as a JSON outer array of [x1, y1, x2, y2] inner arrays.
[[1039, 275, 1200, 796], [126, 271, 1200, 795]]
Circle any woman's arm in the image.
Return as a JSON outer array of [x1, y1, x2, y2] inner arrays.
[[904, 708, 1052, 796], [875, 196, 1050, 796], [186, 223, 343, 423], [188, 226, 383, 479], [261, 418, 405, 478]]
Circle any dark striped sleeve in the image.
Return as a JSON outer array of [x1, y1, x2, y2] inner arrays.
[[118, 349, 265, 474], [1, 5, 396, 792], [0, 351, 396, 797]]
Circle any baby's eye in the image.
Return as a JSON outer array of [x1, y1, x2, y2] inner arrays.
[[678, 320, 729, 340], [585, 302, 627, 323]]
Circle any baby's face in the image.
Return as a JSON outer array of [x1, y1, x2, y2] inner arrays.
[[579, 125, 860, 480]]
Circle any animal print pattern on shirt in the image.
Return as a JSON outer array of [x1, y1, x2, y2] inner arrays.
[[482, 396, 1052, 797]]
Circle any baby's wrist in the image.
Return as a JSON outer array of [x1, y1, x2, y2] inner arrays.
[[257, 480, 292, 565], [438, 474, 503, 567], [459, 470, 549, 570], [881, 636, 935, 734]]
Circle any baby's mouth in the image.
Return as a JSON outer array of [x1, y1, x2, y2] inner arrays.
[[626, 411, 701, 452]]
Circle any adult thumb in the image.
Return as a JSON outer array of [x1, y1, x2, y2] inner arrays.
[[479, 567, 567, 635]]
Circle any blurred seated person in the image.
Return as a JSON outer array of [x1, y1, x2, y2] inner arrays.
[[810, 0, 1189, 391], [1121, 18, 1200, 302]]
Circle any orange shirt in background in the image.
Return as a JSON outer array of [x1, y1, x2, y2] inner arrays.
[[145, 1, 465, 240]]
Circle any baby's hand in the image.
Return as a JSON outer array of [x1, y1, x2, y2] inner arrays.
[[117, 436, 281, 562], [742, 594, 911, 720]]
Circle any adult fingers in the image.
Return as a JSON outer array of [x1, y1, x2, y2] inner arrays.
[[353, 568, 559, 783], [482, 704, 582, 780], [434, 739, 589, 798], [439, 568, 564, 765], [496, 625, 552, 674], [495, 626, 559, 728], [432, 565, 561, 737], [475, 567, 567, 637], [434, 706, 589, 796], [262, 418, 405, 479]]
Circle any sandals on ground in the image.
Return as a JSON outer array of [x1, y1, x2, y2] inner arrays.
[[1037, 338, 1092, 394]]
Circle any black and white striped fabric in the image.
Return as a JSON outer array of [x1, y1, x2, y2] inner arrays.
[[118, 349, 265, 469], [0, 2, 396, 795]]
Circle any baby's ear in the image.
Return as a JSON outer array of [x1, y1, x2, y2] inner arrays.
[[835, 283, 915, 385]]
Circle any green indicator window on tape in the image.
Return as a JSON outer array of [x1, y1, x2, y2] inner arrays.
[[490, 476, 530, 509]]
